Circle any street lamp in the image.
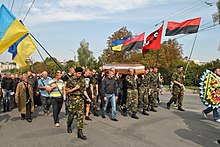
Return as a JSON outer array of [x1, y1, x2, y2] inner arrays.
[[70, 49, 76, 62]]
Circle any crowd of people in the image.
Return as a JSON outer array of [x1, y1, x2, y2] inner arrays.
[[0, 65, 189, 140]]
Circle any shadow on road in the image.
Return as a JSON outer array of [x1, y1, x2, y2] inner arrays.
[[0, 113, 10, 123], [173, 110, 219, 147]]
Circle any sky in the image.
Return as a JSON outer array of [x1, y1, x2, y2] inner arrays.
[[0, 0, 220, 63]]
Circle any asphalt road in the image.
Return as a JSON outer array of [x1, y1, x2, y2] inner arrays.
[[0, 91, 219, 147]]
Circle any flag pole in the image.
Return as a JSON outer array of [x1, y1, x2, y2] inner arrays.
[[184, 33, 198, 73], [30, 33, 74, 82], [30, 33, 63, 70], [36, 49, 51, 73]]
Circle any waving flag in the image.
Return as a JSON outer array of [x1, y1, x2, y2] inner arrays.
[[112, 37, 130, 51], [8, 33, 37, 67], [165, 17, 201, 36], [122, 33, 145, 51], [0, 4, 28, 54], [142, 23, 163, 54]]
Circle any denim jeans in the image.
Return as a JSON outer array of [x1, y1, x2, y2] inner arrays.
[[51, 98, 63, 123], [3, 89, 11, 102], [203, 107, 219, 120], [102, 93, 116, 119]]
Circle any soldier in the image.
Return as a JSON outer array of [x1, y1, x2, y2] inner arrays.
[[66, 67, 91, 140], [123, 68, 139, 119], [149, 67, 160, 112], [138, 71, 150, 116], [167, 65, 185, 111], [90, 69, 99, 116]]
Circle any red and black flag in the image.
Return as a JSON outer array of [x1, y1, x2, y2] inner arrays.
[[165, 17, 201, 36], [142, 23, 163, 54], [122, 33, 145, 51]]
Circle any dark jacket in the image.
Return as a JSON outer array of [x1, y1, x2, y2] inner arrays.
[[101, 76, 117, 97], [1, 77, 14, 91], [28, 76, 38, 92]]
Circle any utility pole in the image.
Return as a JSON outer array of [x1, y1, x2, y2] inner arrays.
[[70, 49, 76, 62]]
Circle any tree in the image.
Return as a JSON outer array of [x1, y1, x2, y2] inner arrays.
[[77, 39, 96, 68], [141, 39, 183, 68], [104, 27, 134, 63], [43, 57, 64, 75], [64, 60, 79, 71], [212, 0, 220, 25], [33, 61, 48, 73]]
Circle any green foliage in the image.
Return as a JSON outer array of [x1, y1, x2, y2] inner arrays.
[[64, 60, 79, 71], [77, 39, 97, 68], [104, 27, 133, 63], [212, 0, 220, 25]]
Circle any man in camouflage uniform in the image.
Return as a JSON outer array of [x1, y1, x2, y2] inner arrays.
[[90, 69, 99, 116], [65, 67, 91, 140], [138, 70, 150, 115], [123, 68, 139, 119], [167, 65, 185, 111], [149, 67, 160, 112]]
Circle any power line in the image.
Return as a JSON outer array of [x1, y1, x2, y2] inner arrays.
[[23, 0, 36, 22], [134, 0, 204, 33], [18, 0, 25, 18], [135, 0, 215, 34], [10, 0, 15, 11]]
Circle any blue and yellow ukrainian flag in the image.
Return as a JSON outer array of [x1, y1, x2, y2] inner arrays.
[[8, 33, 37, 67], [112, 37, 130, 51], [0, 4, 28, 54]]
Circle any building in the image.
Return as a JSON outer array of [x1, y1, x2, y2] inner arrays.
[[0, 62, 17, 73]]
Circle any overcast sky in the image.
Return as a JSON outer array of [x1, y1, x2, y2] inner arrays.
[[0, 0, 219, 63]]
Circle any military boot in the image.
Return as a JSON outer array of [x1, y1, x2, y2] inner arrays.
[[131, 112, 139, 119], [150, 106, 157, 112], [93, 109, 99, 117], [77, 129, 87, 140], [167, 103, 171, 110], [178, 107, 185, 111], [142, 109, 149, 116], [67, 124, 72, 133], [122, 108, 128, 117]]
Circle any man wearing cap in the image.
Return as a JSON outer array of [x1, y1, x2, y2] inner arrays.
[[123, 68, 139, 119], [65, 67, 91, 140], [167, 65, 185, 111], [138, 69, 150, 115], [148, 67, 160, 112]]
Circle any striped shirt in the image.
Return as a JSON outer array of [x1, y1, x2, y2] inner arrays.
[[48, 79, 64, 98]]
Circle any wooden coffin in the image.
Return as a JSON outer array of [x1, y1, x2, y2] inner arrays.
[[103, 63, 145, 75]]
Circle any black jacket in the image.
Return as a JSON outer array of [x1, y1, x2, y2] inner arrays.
[[1, 77, 14, 91], [101, 77, 117, 97]]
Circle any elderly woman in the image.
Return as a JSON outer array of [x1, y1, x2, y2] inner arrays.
[[15, 74, 34, 122]]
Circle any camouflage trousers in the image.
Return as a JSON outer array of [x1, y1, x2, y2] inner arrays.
[[92, 96, 98, 110], [138, 87, 149, 109], [92, 90, 98, 110], [149, 88, 158, 106], [168, 85, 184, 107], [67, 96, 84, 129], [126, 89, 138, 113]]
